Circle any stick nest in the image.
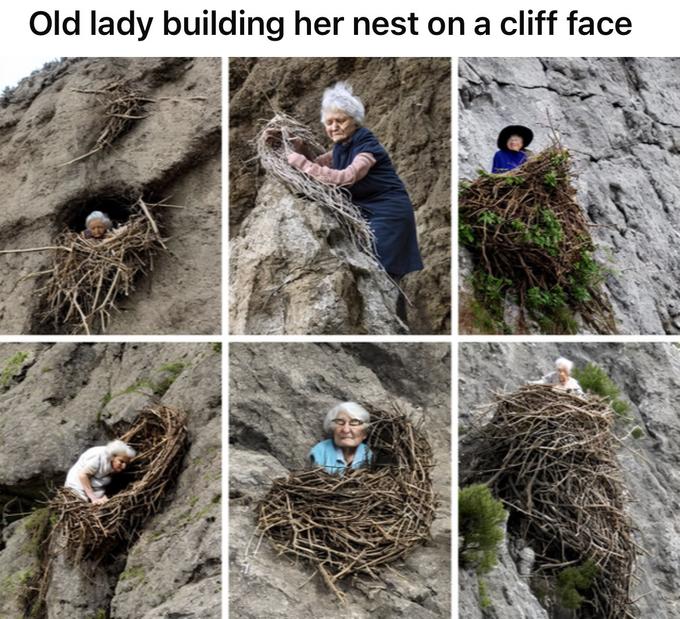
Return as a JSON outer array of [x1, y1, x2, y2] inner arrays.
[[459, 145, 616, 334], [255, 404, 437, 600], [37, 198, 168, 334], [465, 384, 637, 618], [48, 405, 189, 562], [255, 113, 381, 271]]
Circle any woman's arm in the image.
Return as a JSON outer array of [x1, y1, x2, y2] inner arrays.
[[287, 151, 376, 186], [78, 471, 108, 504], [314, 151, 333, 166]]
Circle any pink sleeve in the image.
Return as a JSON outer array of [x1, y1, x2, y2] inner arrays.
[[313, 151, 333, 166], [287, 152, 376, 186]]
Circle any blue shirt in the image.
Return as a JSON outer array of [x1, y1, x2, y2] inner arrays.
[[309, 439, 372, 475], [492, 149, 527, 174]]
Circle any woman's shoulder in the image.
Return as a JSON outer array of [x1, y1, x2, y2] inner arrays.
[[351, 127, 383, 152], [310, 439, 334, 453]]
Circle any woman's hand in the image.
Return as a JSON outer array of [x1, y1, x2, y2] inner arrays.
[[91, 496, 109, 506]]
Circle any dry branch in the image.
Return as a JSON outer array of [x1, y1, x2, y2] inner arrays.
[[35, 197, 169, 334], [255, 404, 437, 599], [256, 113, 384, 274], [464, 384, 637, 618]]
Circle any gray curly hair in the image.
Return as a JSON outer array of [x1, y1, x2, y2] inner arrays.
[[322, 401, 370, 435], [320, 82, 365, 125], [105, 439, 136, 459]]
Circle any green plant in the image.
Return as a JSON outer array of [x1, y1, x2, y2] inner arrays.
[[212, 342, 222, 354], [631, 426, 644, 439], [459, 222, 475, 246], [1, 351, 28, 387], [478, 577, 492, 610], [572, 363, 631, 419], [504, 175, 525, 186], [459, 484, 506, 574], [154, 362, 186, 396], [521, 209, 564, 255], [556, 559, 598, 609], [478, 211, 502, 227], [544, 170, 559, 188]]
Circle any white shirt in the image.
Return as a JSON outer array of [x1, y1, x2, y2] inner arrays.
[[534, 371, 585, 397], [64, 446, 113, 500]]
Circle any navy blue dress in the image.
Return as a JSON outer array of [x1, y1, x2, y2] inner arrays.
[[333, 128, 423, 278], [492, 149, 527, 173]]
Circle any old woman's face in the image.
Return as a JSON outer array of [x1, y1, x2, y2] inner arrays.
[[507, 134, 524, 152], [88, 219, 109, 238], [323, 111, 358, 144], [111, 455, 130, 473], [331, 409, 367, 450], [557, 367, 570, 385]]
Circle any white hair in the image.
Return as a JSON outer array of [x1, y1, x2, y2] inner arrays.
[[106, 439, 136, 459], [555, 357, 574, 372], [323, 401, 370, 435], [320, 82, 365, 125], [85, 211, 112, 229]]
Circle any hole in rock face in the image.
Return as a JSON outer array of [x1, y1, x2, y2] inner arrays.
[[57, 192, 138, 233]]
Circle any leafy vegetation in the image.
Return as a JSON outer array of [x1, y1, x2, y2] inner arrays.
[[1, 351, 29, 388], [459, 484, 506, 574], [572, 363, 631, 419], [556, 559, 598, 609]]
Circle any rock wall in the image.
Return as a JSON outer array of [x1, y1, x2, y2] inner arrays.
[[459, 58, 680, 334], [0, 342, 221, 618], [229, 342, 451, 618], [0, 57, 221, 335], [229, 58, 451, 334], [459, 342, 680, 618]]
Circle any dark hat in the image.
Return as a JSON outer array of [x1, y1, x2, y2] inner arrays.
[[497, 125, 533, 150]]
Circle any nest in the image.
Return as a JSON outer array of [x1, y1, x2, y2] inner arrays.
[[36, 198, 168, 334], [254, 404, 436, 601], [464, 384, 637, 618], [255, 113, 382, 271], [459, 145, 615, 333], [48, 405, 189, 562], [59, 80, 151, 166]]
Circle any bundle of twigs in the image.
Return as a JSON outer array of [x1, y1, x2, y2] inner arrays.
[[254, 405, 436, 600], [48, 405, 188, 562], [255, 113, 381, 270], [465, 384, 637, 618], [36, 198, 168, 334], [459, 145, 615, 333], [59, 80, 152, 167]]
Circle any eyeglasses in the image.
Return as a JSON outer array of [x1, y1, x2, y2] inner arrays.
[[331, 418, 365, 427]]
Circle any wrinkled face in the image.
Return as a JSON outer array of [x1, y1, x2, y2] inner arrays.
[[323, 111, 358, 143], [87, 219, 108, 238], [111, 455, 130, 473], [557, 367, 570, 385], [507, 134, 524, 152], [331, 410, 367, 450]]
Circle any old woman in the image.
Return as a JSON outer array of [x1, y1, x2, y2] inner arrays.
[[287, 82, 423, 320], [492, 125, 534, 173], [82, 210, 113, 240], [533, 357, 585, 396], [65, 439, 136, 505], [309, 402, 373, 474]]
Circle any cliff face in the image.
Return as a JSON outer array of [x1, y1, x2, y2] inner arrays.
[[0, 342, 221, 618], [459, 342, 680, 618], [459, 58, 680, 334], [229, 58, 451, 335], [229, 342, 451, 617], [0, 57, 221, 335]]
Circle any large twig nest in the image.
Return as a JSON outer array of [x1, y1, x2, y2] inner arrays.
[[48, 405, 189, 562], [255, 404, 437, 600], [37, 198, 169, 334], [464, 384, 637, 618]]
